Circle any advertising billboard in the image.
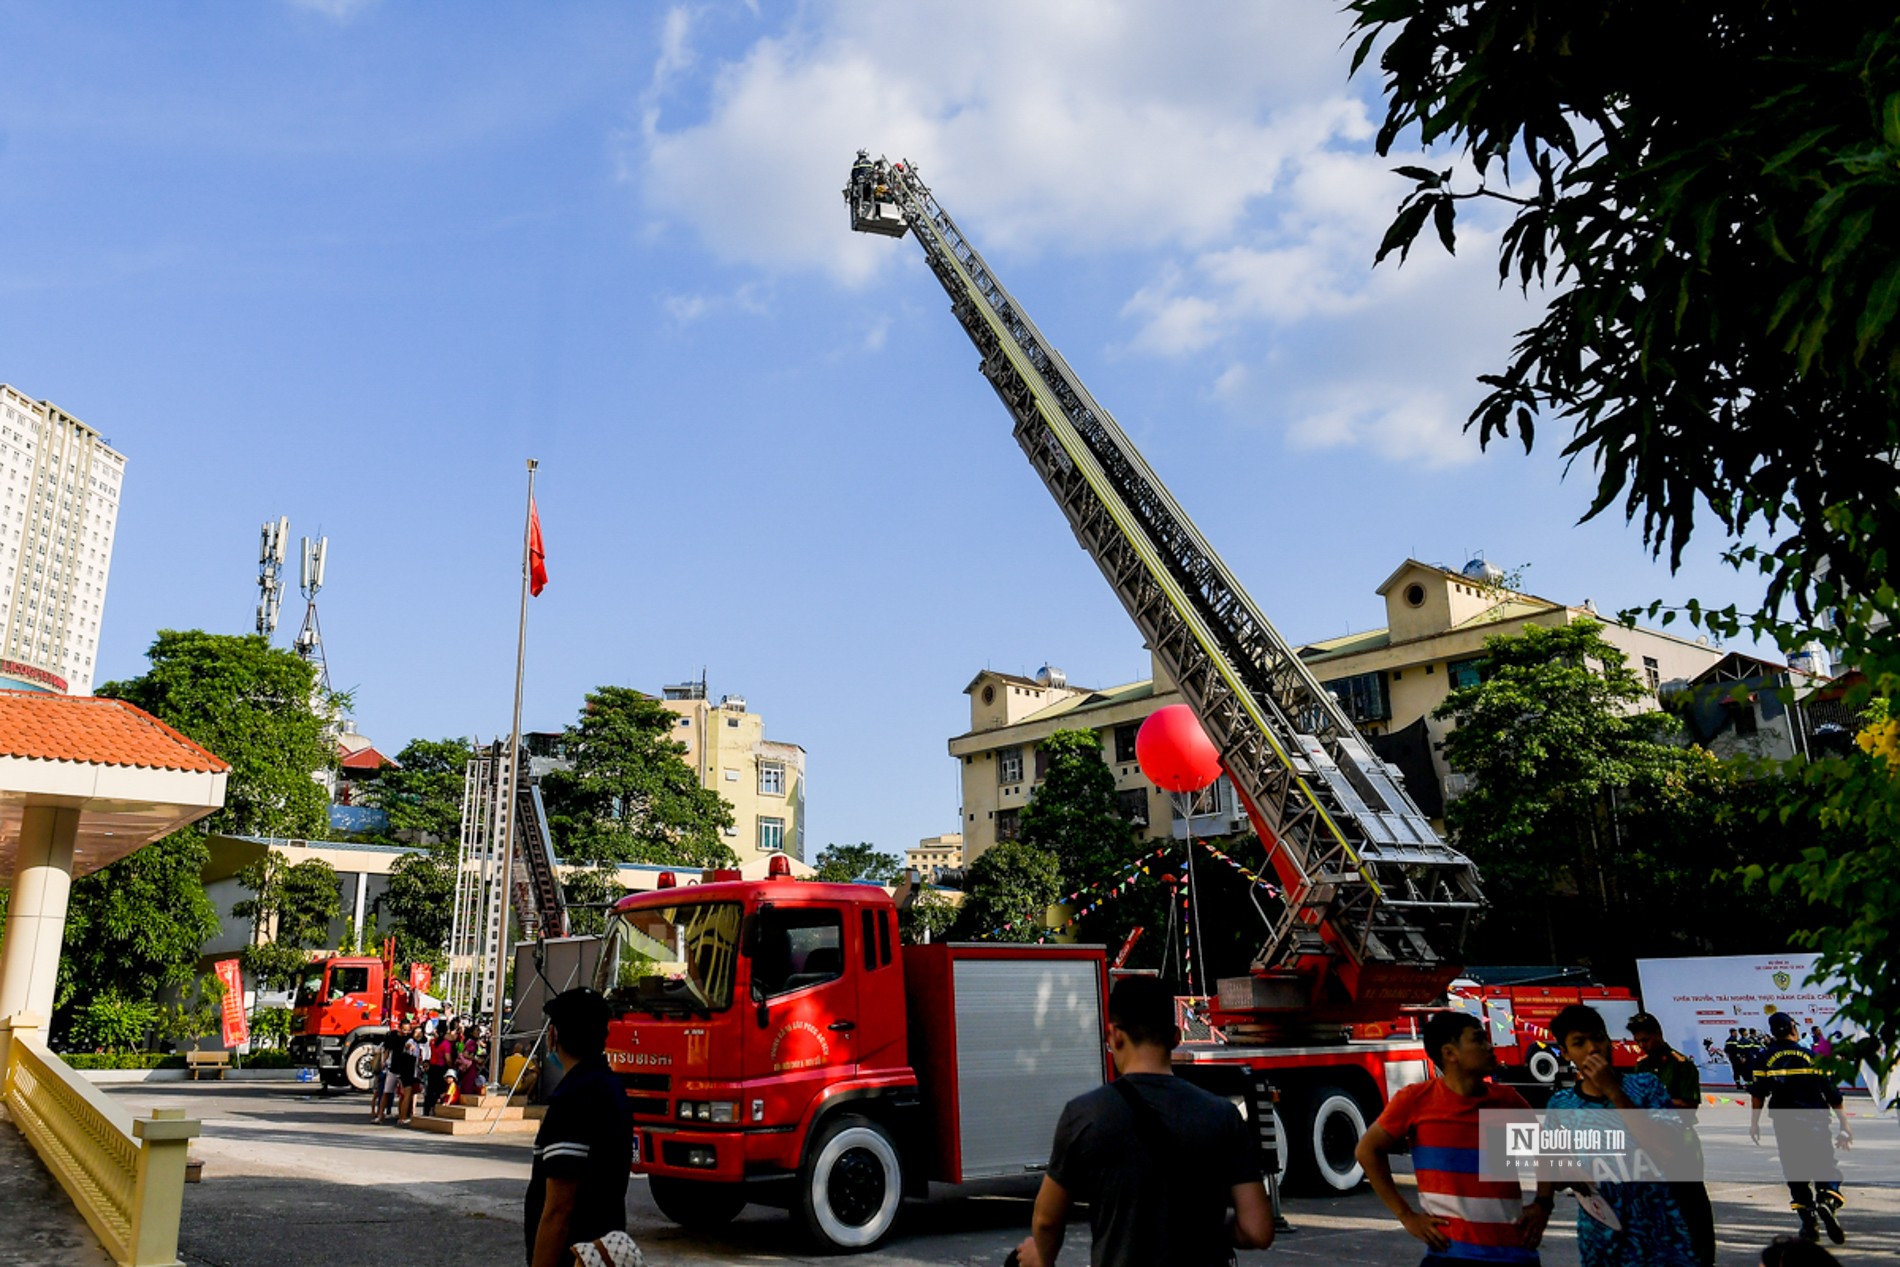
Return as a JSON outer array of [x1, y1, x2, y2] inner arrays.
[[1635, 953, 1849, 1088]]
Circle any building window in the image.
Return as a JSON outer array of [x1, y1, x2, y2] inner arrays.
[[727, 717, 740, 728], [1116, 788, 1149, 824], [1033, 745, 1049, 781], [996, 808, 1021, 842], [997, 746, 1023, 784], [758, 817, 786, 852], [759, 760, 786, 796], [1732, 705, 1759, 737], [1448, 658, 1485, 690], [1321, 671, 1391, 724], [1114, 723, 1138, 764], [1404, 583, 1426, 607], [1642, 656, 1661, 692]]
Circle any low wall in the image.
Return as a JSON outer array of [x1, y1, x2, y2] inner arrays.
[[80, 1069, 305, 1084]]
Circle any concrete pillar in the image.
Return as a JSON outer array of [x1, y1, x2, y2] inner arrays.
[[0, 805, 81, 1022]]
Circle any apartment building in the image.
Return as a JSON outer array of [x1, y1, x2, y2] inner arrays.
[[905, 832, 964, 882], [0, 383, 125, 695], [657, 680, 807, 862], [949, 557, 1728, 861]]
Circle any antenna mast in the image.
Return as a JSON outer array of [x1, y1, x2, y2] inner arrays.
[[256, 516, 289, 639], [294, 534, 331, 693]]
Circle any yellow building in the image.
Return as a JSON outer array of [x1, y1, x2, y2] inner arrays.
[[657, 682, 807, 862], [948, 558, 1725, 862], [905, 832, 965, 881]]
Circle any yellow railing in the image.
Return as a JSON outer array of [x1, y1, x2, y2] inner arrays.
[[0, 1014, 200, 1267]]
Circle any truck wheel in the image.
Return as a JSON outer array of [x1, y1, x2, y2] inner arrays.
[[797, 1115, 903, 1252], [650, 1176, 746, 1230], [1284, 1085, 1368, 1194], [1527, 1049, 1562, 1084], [344, 1043, 380, 1093]]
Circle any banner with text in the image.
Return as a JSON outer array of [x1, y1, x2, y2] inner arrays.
[[214, 957, 249, 1050], [1635, 953, 1849, 1088]]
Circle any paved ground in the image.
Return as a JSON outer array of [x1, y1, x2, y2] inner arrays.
[[70, 1084, 1898, 1267], [0, 1104, 114, 1267]]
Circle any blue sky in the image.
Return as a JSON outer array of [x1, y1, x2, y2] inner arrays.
[[2, 2, 1773, 861]]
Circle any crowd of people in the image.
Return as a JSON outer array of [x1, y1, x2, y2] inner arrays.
[[365, 1015, 497, 1126], [1357, 1005, 1854, 1267]]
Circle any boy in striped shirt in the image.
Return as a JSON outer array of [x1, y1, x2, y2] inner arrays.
[[1358, 1011, 1550, 1265]]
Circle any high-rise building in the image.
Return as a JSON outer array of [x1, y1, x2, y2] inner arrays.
[[0, 383, 125, 696]]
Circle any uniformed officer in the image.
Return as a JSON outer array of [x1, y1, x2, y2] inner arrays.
[[525, 989, 633, 1267], [1628, 1012, 1715, 1266], [1749, 1011, 1853, 1245], [1722, 1028, 1747, 1085]]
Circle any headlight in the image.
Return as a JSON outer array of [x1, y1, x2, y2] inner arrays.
[[708, 1102, 737, 1124]]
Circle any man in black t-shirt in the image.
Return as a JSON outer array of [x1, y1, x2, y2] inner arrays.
[[1016, 976, 1272, 1267], [525, 989, 633, 1267], [371, 1025, 406, 1123]]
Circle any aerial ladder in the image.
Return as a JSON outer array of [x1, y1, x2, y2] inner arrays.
[[847, 153, 1486, 1027]]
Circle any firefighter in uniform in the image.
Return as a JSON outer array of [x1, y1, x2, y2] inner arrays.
[[1628, 1012, 1715, 1266], [1749, 1011, 1853, 1245]]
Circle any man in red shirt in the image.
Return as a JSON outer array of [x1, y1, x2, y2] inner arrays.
[[1356, 1011, 1549, 1265]]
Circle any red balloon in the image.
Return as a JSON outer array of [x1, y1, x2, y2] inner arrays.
[[1136, 705, 1223, 793]]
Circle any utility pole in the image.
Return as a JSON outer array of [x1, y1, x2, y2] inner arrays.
[[490, 459, 536, 1088]]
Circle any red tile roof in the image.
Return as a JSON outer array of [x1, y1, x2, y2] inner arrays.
[[338, 744, 394, 771], [0, 690, 229, 773]]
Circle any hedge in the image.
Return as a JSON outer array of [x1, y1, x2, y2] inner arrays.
[[59, 1049, 299, 1070]]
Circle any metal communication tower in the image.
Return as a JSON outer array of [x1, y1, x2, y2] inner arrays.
[[293, 535, 330, 693], [255, 517, 289, 638]]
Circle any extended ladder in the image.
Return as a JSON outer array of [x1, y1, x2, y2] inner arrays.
[[848, 157, 1485, 1014]]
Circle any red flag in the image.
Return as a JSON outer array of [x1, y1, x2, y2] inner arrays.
[[214, 957, 249, 1049], [528, 498, 548, 596]]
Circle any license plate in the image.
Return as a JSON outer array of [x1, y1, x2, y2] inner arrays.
[[630, 1134, 642, 1166]]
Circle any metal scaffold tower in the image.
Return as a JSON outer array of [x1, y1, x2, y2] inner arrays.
[[442, 743, 568, 1017]]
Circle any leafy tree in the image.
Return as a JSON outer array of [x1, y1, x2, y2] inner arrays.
[[1350, 5, 1900, 664], [382, 847, 456, 965], [1350, 3, 1900, 1074], [54, 835, 221, 1042], [70, 993, 161, 1053], [98, 630, 336, 838], [951, 840, 1062, 943], [812, 842, 903, 885], [369, 737, 476, 844], [231, 851, 342, 992], [541, 687, 737, 868], [1433, 620, 1799, 973], [1019, 729, 1138, 888], [898, 887, 959, 945], [563, 864, 625, 937]]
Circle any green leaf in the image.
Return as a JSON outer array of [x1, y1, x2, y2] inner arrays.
[[1856, 258, 1900, 362], [1433, 195, 1458, 254], [1394, 165, 1443, 185], [1375, 197, 1434, 265]]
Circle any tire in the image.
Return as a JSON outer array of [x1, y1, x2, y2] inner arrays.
[[650, 1176, 747, 1230], [1284, 1085, 1368, 1194], [1527, 1048, 1563, 1084], [344, 1043, 380, 1093], [796, 1115, 904, 1252]]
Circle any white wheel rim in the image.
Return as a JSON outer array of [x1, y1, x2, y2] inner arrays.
[[1529, 1050, 1561, 1083], [1311, 1096, 1367, 1190], [812, 1126, 901, 1248]]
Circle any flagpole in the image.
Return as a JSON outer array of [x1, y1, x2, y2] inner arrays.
[[490, 458, 536, 1090]]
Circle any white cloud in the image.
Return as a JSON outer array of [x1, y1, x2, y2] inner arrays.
[[635, 0, 1366, 284], [662, 282, 768, 324], [632, 1, 1545, 469]]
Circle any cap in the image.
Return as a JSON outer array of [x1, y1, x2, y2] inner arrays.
[[543, 987, 610, 1032], [1626, 1012, 1661, 1033], [1768, 1012, 1798, 1036]]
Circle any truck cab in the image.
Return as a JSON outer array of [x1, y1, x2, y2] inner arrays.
[[595, 864, 1108, 1252], [287, 953, 426, 1090]]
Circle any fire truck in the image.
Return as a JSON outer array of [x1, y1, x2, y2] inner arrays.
[[1442, 979, 1643, 1087], [581, 151, 1499, 1252], [287, 938, 438, 1090]]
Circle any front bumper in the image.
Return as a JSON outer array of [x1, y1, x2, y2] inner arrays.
[[634, 1127, 754, 1183], [289, 1035, 344, 1070]]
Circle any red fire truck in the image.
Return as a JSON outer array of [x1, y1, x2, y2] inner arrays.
[[287, 939, 437, 1090], [1442, 980, 1643, 1087], [587, 154, 1501, 1250]]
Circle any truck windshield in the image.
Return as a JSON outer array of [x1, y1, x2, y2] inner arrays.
[[597, 902, 743, 1016]]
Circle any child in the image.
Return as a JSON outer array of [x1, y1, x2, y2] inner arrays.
[[1543, 1005, 1697, 1266], [1357, 1011, 1548, 1265]]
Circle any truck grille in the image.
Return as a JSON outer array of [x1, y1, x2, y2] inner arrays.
[[617, 1072, 670, 1093], [626, 1096, 668, 1117]]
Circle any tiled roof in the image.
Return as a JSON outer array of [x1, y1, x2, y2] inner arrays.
[[338, 744, 394, 771], [0, 691, 228, 773]]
